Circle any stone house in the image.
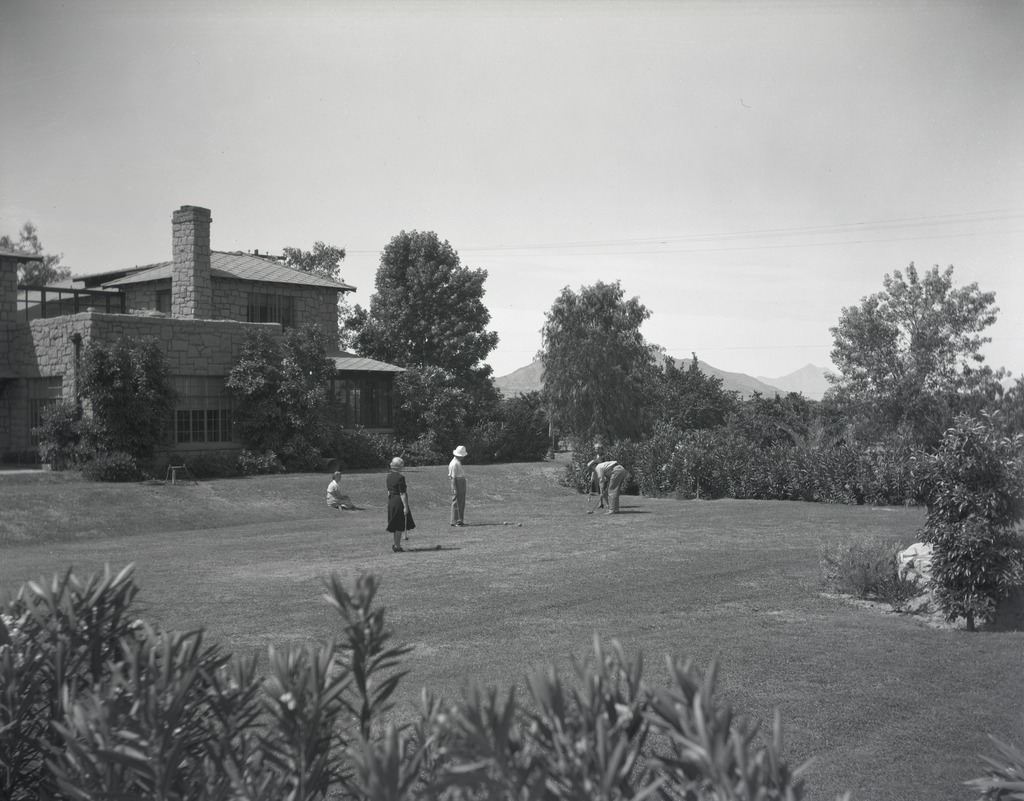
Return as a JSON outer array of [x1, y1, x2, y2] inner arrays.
[[0, 205, 402, 463]]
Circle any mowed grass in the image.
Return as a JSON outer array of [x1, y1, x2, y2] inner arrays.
[[2, 457, 1022, 801]]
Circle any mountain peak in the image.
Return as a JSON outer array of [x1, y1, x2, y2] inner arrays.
[[493, 358, 830, 400]]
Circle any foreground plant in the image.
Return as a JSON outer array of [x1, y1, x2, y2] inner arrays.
[[28, 564, 1019, 799]]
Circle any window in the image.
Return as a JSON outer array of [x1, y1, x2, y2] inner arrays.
[[28, 377, 63, 444], [156, 289, 171, 314], [247, 291, 294, 328], [330, 375, 393, 428], [171, 376, 234, 444]]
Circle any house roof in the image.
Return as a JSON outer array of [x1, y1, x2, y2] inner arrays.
[[100, 251, 356, 291], [0, 248, 44, 261], [330, 352, 405, 373]]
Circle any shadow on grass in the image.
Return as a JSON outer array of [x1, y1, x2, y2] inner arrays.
[[401, 545, 462, 553], [461, 521, 518, 527]]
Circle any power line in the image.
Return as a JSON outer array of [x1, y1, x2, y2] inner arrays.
[[344, 209, 1023, 257], [462, 210, 1024, 252]]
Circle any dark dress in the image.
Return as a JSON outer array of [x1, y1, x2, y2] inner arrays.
[[386, 469, 415, 533]]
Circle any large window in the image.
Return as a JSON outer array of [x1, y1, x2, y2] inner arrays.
[[172, 376, 234, 444], [330, 375, 393, 428], [247, 291, 294, 328], [28, 377, 63, 444]]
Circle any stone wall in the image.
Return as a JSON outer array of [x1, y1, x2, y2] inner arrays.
[[211, 279, 339, 336], [1, 311, 281, 456], [122, 278, 340, 343]]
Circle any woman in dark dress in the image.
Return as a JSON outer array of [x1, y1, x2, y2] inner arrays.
[[386, 457, 414, 552]]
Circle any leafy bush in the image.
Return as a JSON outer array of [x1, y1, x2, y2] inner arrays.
[[628, 422, 686, 497], [236, 449, 286, 475], [227, 325, 335, 465], [32, 400, 82, 468], [79, 336, 175, 459], [560, 442, 640, 496], [565, 423, 923, 509], [820, 536, 920, 608], [401, 433, 447, 467], [2, 565, 837, 801], [674, 428, 753, 500], [180, 450, 240, 479], [327, 428, 401, 471], [914, 414, 1024, 630], [80, 451, 142, 482], [467, 391, 550, 463]]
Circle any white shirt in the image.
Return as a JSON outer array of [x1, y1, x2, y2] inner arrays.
[[448, 457, 466, 480]]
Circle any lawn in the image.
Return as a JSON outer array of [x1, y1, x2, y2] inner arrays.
[[1, 457, 1022, 801]]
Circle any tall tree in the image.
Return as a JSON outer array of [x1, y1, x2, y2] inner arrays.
[[350, 231, 500, 425], [657, 354, 737, 432], [352, 231, 498, 375], [539, 281, 659, 444], [282, 241, 346, 281], [282, 241, 355, 350], [828, 263, 1001, 445], [1, 221, 70, 286]]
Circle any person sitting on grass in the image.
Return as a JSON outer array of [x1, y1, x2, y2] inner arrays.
[[326, 471, 357, 511]]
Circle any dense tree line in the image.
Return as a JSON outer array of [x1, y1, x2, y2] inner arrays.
[[539, 266, 1022, 630]]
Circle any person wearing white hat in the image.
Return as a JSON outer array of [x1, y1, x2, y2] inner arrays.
[[448, 445, 469, 526]]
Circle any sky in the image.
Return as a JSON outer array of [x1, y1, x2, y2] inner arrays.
[[2, 0, 1022, 380]]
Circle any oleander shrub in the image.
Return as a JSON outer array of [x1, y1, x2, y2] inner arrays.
[[560, 448, 593, 493], [1, 565, 842, 801], [629, 422, 687, 497], [80, 451, 143, 482], [967, 724, 1024, 801], [676, 428, 754, 500], [561, 442, 640, 496], [0, 566, 141, 800]]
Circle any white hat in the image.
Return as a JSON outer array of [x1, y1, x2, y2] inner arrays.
[[453, 445, 469, 458], [390, 456, 404, 469]]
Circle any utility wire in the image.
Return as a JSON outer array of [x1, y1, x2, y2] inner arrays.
[[345, 209, 1023, 257]]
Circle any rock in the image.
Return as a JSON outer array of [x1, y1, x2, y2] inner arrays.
[[898, 542, 935, 587]]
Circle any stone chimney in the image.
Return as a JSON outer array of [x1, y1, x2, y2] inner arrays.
[[0, 256, 19, 323], [171, 205, 212, 319], [0, 250, 42, 323]]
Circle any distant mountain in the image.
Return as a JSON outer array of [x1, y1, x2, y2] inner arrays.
[[668, 357, 784, 398], [756, 364, 832, 401], [493, 360, 545, 397], [494, 358, 833, 399]]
